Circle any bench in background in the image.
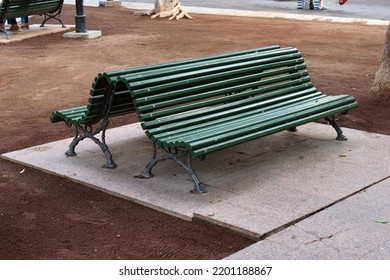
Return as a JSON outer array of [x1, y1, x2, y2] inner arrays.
[[0, 0, 65, 39]]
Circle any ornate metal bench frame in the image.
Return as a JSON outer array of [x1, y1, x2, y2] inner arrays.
[[0, 0, 65, 39]]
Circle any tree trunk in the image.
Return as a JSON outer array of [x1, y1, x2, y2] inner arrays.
[[371, 23, 390, 97], [134, 0, 193, 20], [154, 0, 179, 13]]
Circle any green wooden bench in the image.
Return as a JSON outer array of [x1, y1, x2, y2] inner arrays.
[[0, 0, 65, 39], [51, 45, 358, 193], [115, 45, 358, 193]]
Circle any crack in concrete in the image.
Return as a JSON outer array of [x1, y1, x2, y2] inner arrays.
[[305, 234, 334, 245], [260, 175, 390, 242]]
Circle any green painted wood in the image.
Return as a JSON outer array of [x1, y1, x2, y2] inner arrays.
[[0, 0, 63, 20], [191, 102, 357, 158], [136, 71, 309, 115], [52, 45, 358, 160], [100, 45, 282, 80], [51, 47, 288, 126], [173, 96, 355, 150], [117, 47, 358, 159], [148, 91, 324, 141], [125, 53, 303, 93], [132, 63, 307, 107], [140, 80, 314, 127]]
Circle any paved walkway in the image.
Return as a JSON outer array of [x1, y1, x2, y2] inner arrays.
[[2, 122, 390, 259], [64, 0, 388, 25], [119, 0, 389, 23], [0, 24, 73, 44]]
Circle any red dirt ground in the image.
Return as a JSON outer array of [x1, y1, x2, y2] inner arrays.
[[0, 5, 389, 259]]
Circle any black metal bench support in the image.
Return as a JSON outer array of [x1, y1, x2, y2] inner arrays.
[[139, 141, 207, 194], [65, 86, 117, 169], [0, 4, 9, 38], [65, 121, 117, 169], [0, 0, 65, 39], [326, 116, 347, 141], [41, 9, 66, 27], [0, 27, 9, 39], [288, 116, 346, 140]]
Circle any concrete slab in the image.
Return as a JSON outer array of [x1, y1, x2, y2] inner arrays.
[[0, 24, 73, 44], [226, 179, 390, 259], [63, 30, 102, 39], [2, 122, 390, 242]]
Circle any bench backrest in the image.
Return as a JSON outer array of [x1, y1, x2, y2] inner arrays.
[[0, 0, 63, 20], [116, 46, 312, 133], [61, 45, 309, 127], [83, 45, 284, 125]]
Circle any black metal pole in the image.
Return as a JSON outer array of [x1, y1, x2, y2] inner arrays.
[[75, 0, 87, 33]]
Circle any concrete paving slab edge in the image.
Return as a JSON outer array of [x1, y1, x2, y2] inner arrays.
[[225, 178, 390, 259], [0, 24, 74, 44]]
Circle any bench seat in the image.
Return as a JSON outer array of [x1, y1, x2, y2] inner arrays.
[[149, 94, 355, 158]]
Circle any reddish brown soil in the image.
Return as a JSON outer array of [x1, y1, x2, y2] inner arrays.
[[0, 5, 389, 259]]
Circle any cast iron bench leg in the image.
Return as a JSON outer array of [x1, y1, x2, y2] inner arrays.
[[287, 127, 297, 132], [326, 116, 347, 141], [138, 141, 207, 194], [176, 153, 207, 194], [66, 125, 82, 156], [287, 118, 346, 140], [41, 11, 66, 28], [65, 123, 117, 169], [0, 27, 9, 39]]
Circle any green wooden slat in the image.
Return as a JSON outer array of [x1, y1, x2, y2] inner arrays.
[[142, 83, 314, 131], [121, 54, 303, 93], [191, 101, 358, 158], [50, 105, 87, 123], [140, 78, 313, 126], [1, 0, 62, 19], [131, 63, 307, 99], [186, 96, 356, 149], [165, 96, 349, 148], [122, 48, 298, 84], [143, 86, 318, 134], [86, 102, 104, 112], [136, 70, 309, 114], [143, 82, 315, 132], [126, 53, 303, 92], [100, 45, 282, 80], [133, 62, 306, 106], [148, 91, 324, 141], [52, 112, 85, 121]]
